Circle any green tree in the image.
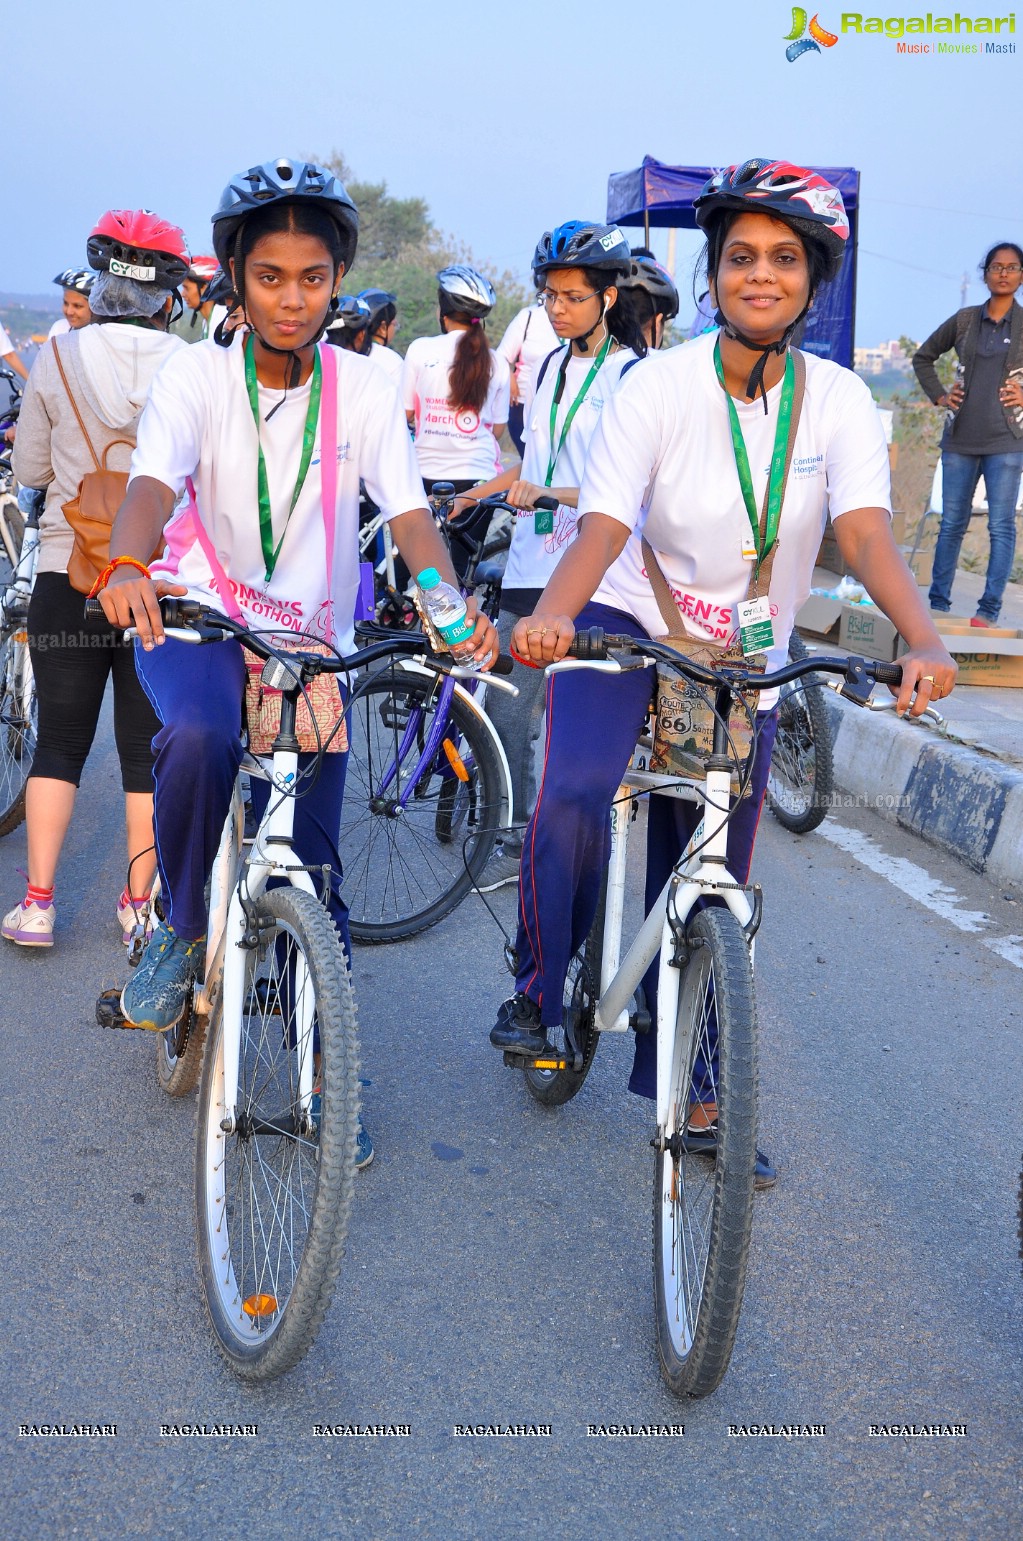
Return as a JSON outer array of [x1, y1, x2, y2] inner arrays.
[[319, 151, 528, 354]]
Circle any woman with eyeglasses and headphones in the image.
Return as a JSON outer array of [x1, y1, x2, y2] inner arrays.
[[913, 241, 1023, 626], [456, 221, 647, 889], [491, 163, 956, 1186]]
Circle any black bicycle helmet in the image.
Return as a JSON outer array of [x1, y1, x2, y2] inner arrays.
[[694, 159, 848, 272], [532, 221, 631, 282], [617, 252, 679, 321], [358, 287, 397, 331], [211, 158, 359, 273], [54, 268, 95, 295], [327, 295, 372, 333]]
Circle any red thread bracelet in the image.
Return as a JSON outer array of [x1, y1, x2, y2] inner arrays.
[[87, 556, 152, 599]]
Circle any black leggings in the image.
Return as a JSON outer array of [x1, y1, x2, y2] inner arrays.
[[28, 571, 158, 793]]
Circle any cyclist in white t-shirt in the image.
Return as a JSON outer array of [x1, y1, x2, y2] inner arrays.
[[97, 160, 496, 1167], [359, 288, 404, 387], [0, 320, 28, 381], [48, 269, 95, 338], [491, 161, 957, 1186], [497, 291, 559, 454], [402, 265, 510, 500], [458, 220, 646, 888]]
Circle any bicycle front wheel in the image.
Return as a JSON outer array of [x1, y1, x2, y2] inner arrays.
[[0, 623, 37, 837], [653, 907, 757, 1398], [195, 886, 359, 1381], [766, 632, 834, 835], [340, 669, 503, 943]]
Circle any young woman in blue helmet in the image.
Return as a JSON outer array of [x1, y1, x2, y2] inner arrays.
[[491, 162, 957, 1185], [459, 221, 647, 887], [96, 158, 497, 1166]]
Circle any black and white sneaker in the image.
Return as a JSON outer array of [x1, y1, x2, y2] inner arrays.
[[489, 992, 548, 1055], [477, 844, 522, 893]]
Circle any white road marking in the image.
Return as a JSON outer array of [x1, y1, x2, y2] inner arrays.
[[819, 824, 993, 933], [820, 823, 1023, 971]]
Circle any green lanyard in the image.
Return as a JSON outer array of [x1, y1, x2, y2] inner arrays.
[[244, 334, 322, 584], [544, 333, 613, 487], [713, 338, 795, 579]]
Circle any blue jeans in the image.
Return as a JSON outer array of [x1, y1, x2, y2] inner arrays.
[[929, 450, 1023, 621]]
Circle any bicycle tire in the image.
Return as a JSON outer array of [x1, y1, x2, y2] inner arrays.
[[653, 907, 757, 1398], [523, 872, 605, 1106], [0, 624, 36, 838], [766, 631, 834, 835], [195, 886, 359, 1380], [341, 669, 503, 943], [156, 982, 207, 1098]]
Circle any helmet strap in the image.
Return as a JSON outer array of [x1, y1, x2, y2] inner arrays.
[[716, 303, 808, 411], [575, 294, 610, 355]]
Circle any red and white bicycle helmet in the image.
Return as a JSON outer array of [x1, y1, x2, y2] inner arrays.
[[187, 254, 220, 284], [87, 210, 190, 289], [694, 159, 849, 264]]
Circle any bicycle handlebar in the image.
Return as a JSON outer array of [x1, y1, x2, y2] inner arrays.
[[84, 595, 515, 677], [565, 627, 903, 697]]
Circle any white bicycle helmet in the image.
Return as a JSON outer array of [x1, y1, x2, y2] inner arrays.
[[436, 265, 495, 318]]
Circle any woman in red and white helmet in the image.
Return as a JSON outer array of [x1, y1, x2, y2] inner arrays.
[[172, 255, 222, 344], [491, 161, 957, 1186], [4, 210, 188, 950]]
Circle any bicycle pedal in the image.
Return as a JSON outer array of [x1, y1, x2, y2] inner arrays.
[[95, 986, 142, 1031], [502, 1049, 572, 1072]]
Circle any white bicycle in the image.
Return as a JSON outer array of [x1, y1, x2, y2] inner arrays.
[[502, 628, 905, 1398], [0, 486, 40, 836], [95, 598, 469, 1379]]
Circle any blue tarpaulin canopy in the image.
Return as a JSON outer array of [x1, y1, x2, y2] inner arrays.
[[606, 156, 860, 367]]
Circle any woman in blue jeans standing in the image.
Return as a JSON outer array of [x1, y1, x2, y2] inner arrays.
[[913, 242, 1023, 625]]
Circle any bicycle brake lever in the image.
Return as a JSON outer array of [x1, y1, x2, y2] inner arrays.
[[866, 696, 946, 727]]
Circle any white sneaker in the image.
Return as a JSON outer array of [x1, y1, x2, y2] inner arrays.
[[2, 899, 56, 947], [116, 894, 154, 948]]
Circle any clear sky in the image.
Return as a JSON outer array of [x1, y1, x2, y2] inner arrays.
[[6, 0, 1022, 344]]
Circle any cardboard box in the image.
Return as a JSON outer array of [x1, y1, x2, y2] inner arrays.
[[899, 542, 933, 586], [918, 623, 1023, 687], [796, 592, 905, 663], [838, 604, 903, 662]]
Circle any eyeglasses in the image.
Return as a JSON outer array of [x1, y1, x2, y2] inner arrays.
[[541, 289, 599, 309], [987, 263, 1022, 275]]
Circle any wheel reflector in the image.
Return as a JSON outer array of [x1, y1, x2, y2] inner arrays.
[[441, 738, 469, 782], [242, 1293, 279, 1318]]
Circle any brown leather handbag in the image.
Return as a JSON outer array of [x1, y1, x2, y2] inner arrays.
[[51, 340, 161, 594]]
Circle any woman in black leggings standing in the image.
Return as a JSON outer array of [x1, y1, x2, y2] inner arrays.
[[3, 209, 188, 948]]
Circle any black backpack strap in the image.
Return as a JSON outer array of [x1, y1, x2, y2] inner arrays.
[[534, 346, 564, 394]]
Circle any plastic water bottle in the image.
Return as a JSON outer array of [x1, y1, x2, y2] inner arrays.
[[416, 568, 491, 671]]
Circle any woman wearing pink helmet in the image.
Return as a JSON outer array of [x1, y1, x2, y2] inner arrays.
[[491, 160, 957, 1187], [4, 209, 188, 949]]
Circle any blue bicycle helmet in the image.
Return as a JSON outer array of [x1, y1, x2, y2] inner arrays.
[[532, 221, 631, 282]]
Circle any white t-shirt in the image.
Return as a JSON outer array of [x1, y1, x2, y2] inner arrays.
[[48, 317, 71, 339], [402, 330, 510, 480], [133, 340, 426, 654], [0, 322, 14, 355], [497, 302, 559, 407], [502, 344, 639, 595], [584, 333, 891, 675], [371, 342, 403, 386]]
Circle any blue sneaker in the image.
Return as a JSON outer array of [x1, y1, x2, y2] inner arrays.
[[309, 1090, 374, 1171], [120, 919, 204, 1032]]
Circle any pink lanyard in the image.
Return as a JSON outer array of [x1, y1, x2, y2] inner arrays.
[[185, 342, 339, 640]]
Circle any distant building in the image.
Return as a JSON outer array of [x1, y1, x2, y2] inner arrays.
[[854, 340, 912, 375]]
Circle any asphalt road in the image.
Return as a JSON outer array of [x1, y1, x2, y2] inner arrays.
[[1, 710, 1021, 1540]]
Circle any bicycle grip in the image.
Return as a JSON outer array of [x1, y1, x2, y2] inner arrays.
[[83, 597, 106, 620], [872, 661, 904, 686], [533, 495, 558, 511], [566, 627, 607, 660], [489, 654, 515, 676]]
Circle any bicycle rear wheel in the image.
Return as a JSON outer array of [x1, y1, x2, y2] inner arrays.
[[0, 623, 37, 837], [653, 907, 757, 1398], [766, 631, 834, 835], [340, 669, 503, 943], [195, 886, 359, 1380], [523, 872, 605, 1106]]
